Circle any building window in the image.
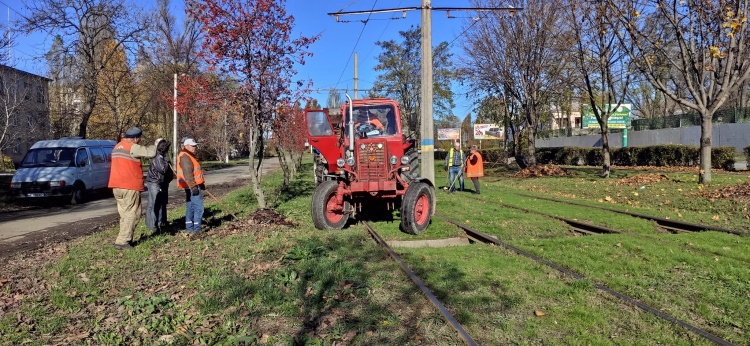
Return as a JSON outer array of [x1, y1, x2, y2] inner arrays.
[[28, 115, 34, 127], [36, 86, 43, 103], [24, 82, 30, 100], [13, 142, 21, 154], [10, 113, 18, 126], [0, 77, 4, 95]]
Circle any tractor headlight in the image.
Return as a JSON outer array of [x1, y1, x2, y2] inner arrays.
[[360, 143, 366, 150], [389, 156, 398, 165], [346, 157, 355, 167], [336, 158, 346, 168], [377, 143, 383, 149], [401, 155, 409, 165]]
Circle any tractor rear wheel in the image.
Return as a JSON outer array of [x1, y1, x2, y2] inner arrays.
[[400, 182, 433, 235], [311, 180, 349, 230], [400, 146, 419, 183]]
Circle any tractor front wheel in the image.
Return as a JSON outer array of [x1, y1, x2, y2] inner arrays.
[[311, 180, 349, 230], [400, 182, 433, 235]]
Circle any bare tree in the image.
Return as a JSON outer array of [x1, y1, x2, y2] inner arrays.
[[20, 0, 149, 139], [567, 0, 632, 178], [608, 0, 750, 183], [461, 0, 566, 167]]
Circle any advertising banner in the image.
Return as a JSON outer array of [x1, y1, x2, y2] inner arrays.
[[474, 124, 503, 140], [582, 104, 631, 129], [437, 128, 460, 140]]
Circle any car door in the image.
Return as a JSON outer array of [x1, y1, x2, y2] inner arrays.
[[88, 147, 107, 189], [75, 148, 93, 190], [305, 109, 339, 171]]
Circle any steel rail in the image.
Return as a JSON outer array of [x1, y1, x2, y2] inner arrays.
[[435, 213, 735, 346], [363, 222, 478, 346], [493, 201, 624, 235], [516, 193, 748, 236]]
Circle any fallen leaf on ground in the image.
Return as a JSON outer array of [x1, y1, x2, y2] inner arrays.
[[534, 310, 547, 316]]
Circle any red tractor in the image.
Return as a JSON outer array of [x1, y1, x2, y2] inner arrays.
[[304, 97, 435, 234]]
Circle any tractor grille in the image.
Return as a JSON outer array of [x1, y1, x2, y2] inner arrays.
[[358, 142, 387, 181]]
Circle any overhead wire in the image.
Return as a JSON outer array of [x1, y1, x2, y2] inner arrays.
[[332, 0, 378, 90]]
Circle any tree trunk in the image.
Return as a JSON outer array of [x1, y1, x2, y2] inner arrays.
[[526, 106, 537, 166], [0, 151, 5, 172], [600, 128, 610, 178], [248, 124, 266, 208], [276, 146, 291, 190], [699, 112, 713, 184]]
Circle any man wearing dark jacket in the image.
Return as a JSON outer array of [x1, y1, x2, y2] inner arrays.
[[145, 139, 173, 232]]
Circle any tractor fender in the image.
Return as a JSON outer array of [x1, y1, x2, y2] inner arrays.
[[409, 178, 436, 216]]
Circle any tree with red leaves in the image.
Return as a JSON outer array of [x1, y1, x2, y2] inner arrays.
[[187, 0, 318, 208], [274, 100, 307, 188], [165, 74, 241, 162]]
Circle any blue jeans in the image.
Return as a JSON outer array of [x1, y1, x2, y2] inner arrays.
[[184, 188, 204, 232], [448, 166, 464, 192], [146, 182, 169, 231]]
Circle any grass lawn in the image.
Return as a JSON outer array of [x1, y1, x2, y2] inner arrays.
[[1, 160, 748, 344]]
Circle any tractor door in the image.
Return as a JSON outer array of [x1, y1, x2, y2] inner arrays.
[[305, 110, 339, 171]]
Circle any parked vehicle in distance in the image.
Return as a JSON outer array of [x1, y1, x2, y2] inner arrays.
[[10, 138, 116, 204], [485, 127, 503, 139]]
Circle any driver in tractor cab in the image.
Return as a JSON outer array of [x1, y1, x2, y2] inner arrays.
[[355, 110, 385, 135]]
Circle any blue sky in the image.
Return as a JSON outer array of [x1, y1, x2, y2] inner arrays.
[[2, 0, 479, 119]]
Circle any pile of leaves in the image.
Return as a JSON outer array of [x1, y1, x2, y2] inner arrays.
[[211, 208, 297, 238], [699, 181, 750, 200], [614, 173, 673, 186], [512, 164, 570, 178]]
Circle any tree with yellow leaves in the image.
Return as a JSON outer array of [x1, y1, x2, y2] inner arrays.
[[607, 0, 750, 184]]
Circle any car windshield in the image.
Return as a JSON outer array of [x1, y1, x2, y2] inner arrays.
[[21, 148, 76, 168], [344, 104, 398, 137]]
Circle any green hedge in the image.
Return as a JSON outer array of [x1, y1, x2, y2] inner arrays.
[[536, 145, 736, 169]]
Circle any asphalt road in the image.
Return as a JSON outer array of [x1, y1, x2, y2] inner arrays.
[[0, 161, 279, 244]]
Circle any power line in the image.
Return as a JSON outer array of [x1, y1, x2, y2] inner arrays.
[[333, 0, 378, 89]]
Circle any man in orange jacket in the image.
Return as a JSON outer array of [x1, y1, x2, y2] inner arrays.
[[176, 138, 205, 237], [109, 127, 158, 250], [466, 145, 484, 194]]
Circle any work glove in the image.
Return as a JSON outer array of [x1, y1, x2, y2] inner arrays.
[[191, 186, 200, 196], [199, 183, 206, 190]]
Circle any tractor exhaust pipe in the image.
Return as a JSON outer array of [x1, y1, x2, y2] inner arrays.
[[345, 93, 354, 152]]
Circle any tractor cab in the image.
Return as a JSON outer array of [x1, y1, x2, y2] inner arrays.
[[304, 97, 435, 234]]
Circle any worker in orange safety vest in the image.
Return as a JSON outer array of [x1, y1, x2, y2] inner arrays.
[[176, 138, 205, 237], [465, 145, 484, 195], [109, 126, 158, 250]]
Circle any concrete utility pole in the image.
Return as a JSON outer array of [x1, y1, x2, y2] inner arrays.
[[354, 52, 359, 99], [328, 4, 522, 186], [173, 73, 178, 161], [420, 0, 435, 184]]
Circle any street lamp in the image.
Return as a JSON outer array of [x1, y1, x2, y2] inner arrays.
[[173, 73, 185, 161]]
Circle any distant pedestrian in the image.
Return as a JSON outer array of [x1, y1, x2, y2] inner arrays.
[[145, 139, 173, 233], [466, 145, 484, 195], [109, 127, 159, 250], [444, 142, 465, 192], [176, 138, 205, 237]]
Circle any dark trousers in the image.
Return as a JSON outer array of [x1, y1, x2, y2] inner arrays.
[[146, 182, 169, 231], [471, 177, 480, 194]]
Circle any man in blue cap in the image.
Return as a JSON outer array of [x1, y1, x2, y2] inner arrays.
[[109, 126, 160, 250]]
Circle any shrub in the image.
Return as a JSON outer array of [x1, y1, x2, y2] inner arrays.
[[744, 146, 750, 164], [711, 146, 736, 169], [1, 155, 14, 171]]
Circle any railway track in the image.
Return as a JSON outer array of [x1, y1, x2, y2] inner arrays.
[[432, 213, 736, 346], [515, 193, 748, 236], [363, 222, 478, 346]]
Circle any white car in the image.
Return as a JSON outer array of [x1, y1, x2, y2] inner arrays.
[[10, 138, 116, 204]]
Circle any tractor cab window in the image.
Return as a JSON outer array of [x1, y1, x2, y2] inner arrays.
[[345, 105, 397, 138], [307, 111, 333, 137]]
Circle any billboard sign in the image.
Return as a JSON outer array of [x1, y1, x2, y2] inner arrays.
[[582, 104, 631, 129], [474, 124, 504, 140], [437, 128, 460, 140]]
